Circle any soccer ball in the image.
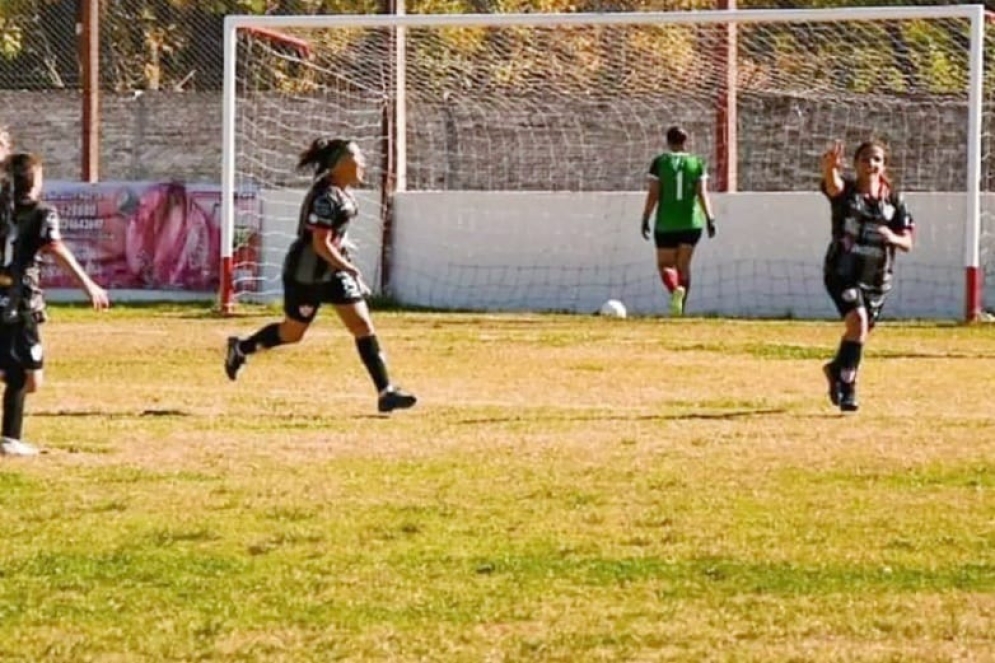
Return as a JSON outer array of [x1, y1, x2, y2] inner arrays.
[[599, 299, 627, 319]]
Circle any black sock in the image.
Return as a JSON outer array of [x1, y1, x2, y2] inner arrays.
[[356, 335, 390, 393], [238, 323, 283, 355], [3, 370, 27, 440], [837, 340, 863, 383]]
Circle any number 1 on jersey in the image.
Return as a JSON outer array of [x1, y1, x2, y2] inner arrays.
[[674, 171, 683, 201]]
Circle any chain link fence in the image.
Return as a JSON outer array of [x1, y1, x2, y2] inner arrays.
[[0, 0, 992, 183]]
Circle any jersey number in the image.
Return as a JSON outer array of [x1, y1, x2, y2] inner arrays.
[[673, 171, 684, 201]]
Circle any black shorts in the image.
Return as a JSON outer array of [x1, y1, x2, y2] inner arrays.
[[0, 321, 43, 373], [282, 271, 364, 323], [824, 275, 888, 328], [654, 228, 703, 250]]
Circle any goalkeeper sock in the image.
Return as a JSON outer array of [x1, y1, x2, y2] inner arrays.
[[661, 268, 679, 293], [239, 323, 284, 355], [679, 273, 691, 304], [356, 335, 391, 393]]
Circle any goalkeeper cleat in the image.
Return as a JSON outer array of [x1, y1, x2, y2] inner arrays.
[[378, 387, 417, 413], [225, 336, 246, 381], [669, 286, 686, 317], [822, 362, 841, 406]]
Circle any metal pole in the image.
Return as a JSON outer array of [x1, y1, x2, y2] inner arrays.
[[80, 0, 100, 182]]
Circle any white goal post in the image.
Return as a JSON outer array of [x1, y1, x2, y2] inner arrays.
[[220, 5, 987, 320]]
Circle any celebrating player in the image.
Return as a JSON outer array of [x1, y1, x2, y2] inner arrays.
[[641, 126, 717, 316], [820, 140, 914, 412], [224, 138, 417, 414], [0, 153, 110, 456]]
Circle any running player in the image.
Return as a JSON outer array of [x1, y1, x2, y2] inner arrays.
[[224, 138, 416, 414], [820, 140, 914, 412], [641, 126, 717, 316], [0, 153, 110, 456]]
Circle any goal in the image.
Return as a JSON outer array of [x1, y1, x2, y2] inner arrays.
[[221, 5, 989, 321]]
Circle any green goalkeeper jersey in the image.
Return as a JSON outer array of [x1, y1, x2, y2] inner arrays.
[[648, 152, 707, 232]]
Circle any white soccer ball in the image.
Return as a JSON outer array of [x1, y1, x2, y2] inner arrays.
[[599, 299, 627, 319]]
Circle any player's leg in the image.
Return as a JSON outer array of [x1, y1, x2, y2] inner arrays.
[[675, 229, 703, 312], [328, 272, 416, 413], [824, 284, 869, 413], [0, 324, 41, 456], [225, 277, 316, 381], [653, 234, 683, 316], [822, 278, 860, 409]]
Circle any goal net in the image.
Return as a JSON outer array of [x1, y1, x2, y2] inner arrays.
[[222, 7, 989, 320]]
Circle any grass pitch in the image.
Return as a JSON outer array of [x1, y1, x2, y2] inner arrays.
[[0, 305, 993, 662]]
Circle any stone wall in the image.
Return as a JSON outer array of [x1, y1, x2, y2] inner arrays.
[[0, 89, 987, 192]]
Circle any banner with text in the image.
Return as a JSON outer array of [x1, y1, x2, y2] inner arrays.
[[40, 182, 260, 292]]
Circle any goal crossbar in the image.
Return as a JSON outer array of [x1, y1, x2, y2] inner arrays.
[[220, 5, 987, 320], [223, 5, 984, 30]]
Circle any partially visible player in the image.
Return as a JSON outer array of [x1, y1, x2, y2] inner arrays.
[[820, 140, 914, 412], [641, 126, 717, 316], [0, 126, 10, 163], [0, 153, 110, 456], [224, 138, 416, 414]]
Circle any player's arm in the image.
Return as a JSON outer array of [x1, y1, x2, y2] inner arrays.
[[878, 196, 915, 253], [641, 158, 660, 240], [696, 172, 717, 238], [37, 208, 108, 310], [45, 241, 110, 310], [821, 141, 845, 198], [308, 193, 361, 276], [311, 227, 359, 275]]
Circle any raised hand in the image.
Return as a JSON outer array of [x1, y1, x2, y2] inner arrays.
[[822, 140, 844, 173]]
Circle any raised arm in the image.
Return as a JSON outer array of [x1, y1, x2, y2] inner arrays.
[[821, 140, 845, 198]]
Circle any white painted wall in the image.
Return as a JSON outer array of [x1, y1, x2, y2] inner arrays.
[[254, 190, 984, 320]]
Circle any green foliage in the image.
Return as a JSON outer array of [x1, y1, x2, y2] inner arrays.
[[0, 0, 983, 95]]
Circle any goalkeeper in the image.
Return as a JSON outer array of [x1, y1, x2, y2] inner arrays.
[[820, 140, 914, 413], [224, 137, 416, 414], [640, 126, 717, 317]]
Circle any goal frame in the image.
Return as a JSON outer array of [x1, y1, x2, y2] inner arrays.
[[220, 5, 987, 320]]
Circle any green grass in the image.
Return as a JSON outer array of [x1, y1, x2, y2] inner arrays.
[[0, 306, 993, 661]]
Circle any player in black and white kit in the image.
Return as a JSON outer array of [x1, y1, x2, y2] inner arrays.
[[225, 138, 416, 414], [0, 153, 110, 456], [820, 140, 914, 413]]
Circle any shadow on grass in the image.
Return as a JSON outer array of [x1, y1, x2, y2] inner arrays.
[[33, 408, 192, 418], [459, 407, 788, 425]]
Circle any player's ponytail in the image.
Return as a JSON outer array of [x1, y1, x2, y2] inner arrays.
[[297, 138, 351, 176]]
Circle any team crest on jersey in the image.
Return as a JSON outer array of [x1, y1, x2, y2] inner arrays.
[[29, 344, 43, 362], [298, 305, 315, 318], [881, 202, 896, 221]]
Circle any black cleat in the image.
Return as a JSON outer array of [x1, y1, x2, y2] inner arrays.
[[823, 362, 841, 406], [225, 336, 246, 381], [378, 387, 417, 413], [839, 382, 859, 413]]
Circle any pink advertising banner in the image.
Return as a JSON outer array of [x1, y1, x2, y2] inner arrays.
[[39, 182, 260, 293]]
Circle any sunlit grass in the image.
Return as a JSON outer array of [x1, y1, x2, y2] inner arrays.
[[0, 305, 993, 661]]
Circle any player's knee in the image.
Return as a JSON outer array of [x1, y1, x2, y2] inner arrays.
[[845, 309, 870, 340], [25, 370, 41, 393], [278, 321, 307, 344]]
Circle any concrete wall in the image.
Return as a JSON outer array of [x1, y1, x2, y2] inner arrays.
[[253, 190, 985, 320]]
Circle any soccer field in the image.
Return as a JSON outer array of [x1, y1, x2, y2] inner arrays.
[[1, 305, 993, 662]]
